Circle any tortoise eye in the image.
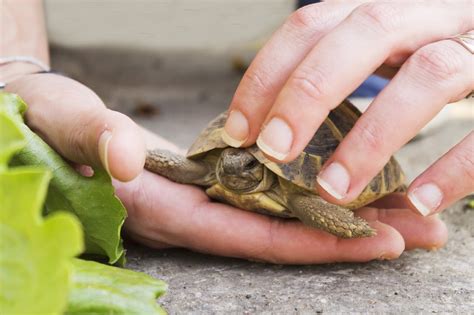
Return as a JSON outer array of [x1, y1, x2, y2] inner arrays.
[[245, 159, 258, 169]]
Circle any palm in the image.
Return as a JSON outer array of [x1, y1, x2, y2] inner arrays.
[[115, 170, 447, 264]]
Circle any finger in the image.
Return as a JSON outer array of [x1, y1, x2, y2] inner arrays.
[[6, 73, 145, 181], [408, 132, 474, 216], [369, 192, 409, 209], [355, 207, 448, 251], [222, 1, 363, 148], [316, 39, 473, 203], [123, 231, 173, 250], [119, 171, 406, 264], [256, 2, 472, 162]]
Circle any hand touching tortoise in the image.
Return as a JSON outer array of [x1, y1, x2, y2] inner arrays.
[[222, 0, 474, 217]]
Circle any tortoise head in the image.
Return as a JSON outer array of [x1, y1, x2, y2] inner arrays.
[[216, 148, 270, 193]]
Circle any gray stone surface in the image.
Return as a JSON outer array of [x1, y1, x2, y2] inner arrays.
[[52, 46, 473, 314]]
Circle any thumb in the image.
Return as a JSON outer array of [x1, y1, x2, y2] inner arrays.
[[95, 109, 146, 181], [6, 73, 145, 181]]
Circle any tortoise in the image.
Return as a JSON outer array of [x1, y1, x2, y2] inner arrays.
[[145, 100, 405, 238]]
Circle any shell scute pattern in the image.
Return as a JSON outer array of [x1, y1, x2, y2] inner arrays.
[[187, 111, 229, 158], [186, 101, 404, 208]]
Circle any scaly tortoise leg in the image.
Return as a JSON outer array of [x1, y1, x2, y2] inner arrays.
[[145, 149, 213, 186], [289, 194, 376, 238]]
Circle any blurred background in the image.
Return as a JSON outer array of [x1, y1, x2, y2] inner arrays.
[[43, 0, 472, 176], [44, 0, 293, 147], [45, 0, 292, 51]]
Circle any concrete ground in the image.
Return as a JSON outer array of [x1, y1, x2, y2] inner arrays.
[[51, 46, 473, 314]]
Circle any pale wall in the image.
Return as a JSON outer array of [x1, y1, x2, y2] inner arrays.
[[45, 0, 294, 51]]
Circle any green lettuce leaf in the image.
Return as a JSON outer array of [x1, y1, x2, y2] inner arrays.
[[1, 93, 167, 314], [66, 259, 167, 315], [0, 92, 126, 264], [465, 195, 474, 210], [0, 110, 83, 314]]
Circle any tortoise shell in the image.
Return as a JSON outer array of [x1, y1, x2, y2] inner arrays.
[[187, 100, 405, 209]]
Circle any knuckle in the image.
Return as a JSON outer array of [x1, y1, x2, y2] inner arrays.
[[67, 124, 88, 160], [289, 67, 327, 101], [250, 218, 281, 264], [352, 2, 403, 34], [410, 43, 464, 82], [452, 145, 474, 184], [263, 219, 281, 263], [288, 5, 322, 31], [352, 119, 385, 153], [242, 68, 274, 99], [68, 112, 98, 162]]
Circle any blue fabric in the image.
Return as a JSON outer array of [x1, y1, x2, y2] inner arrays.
[[297, 0, 320, 7], [296, 0, 388, 97], [350, 75, 389, 98]]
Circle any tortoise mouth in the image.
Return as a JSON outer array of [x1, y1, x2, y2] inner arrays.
[[218, 173, 262, 192], [216, 148, 264, 193]]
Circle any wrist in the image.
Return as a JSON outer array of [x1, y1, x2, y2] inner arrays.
[[0, 62, 46, 85], [1, 0, 50, 85]]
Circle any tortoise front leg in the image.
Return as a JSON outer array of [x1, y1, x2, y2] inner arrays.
[[145, 149, 214, 186], [288, 194, 375, 238]]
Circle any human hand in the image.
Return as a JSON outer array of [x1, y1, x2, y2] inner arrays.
[[115, 168, 447, 264], [5, 72, 145, 181], [222, 1, 473, 217], [5, 71, 447, 263]]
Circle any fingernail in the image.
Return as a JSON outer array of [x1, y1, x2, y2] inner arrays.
[[408, 183, 443, 216], [427, 245, 440, 252], [377, 252, 398, 261], [316, 162, 350, 200], [256, 117, 292, 160], [98, 130, 112, 176], [222, 110, 249, 147]]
